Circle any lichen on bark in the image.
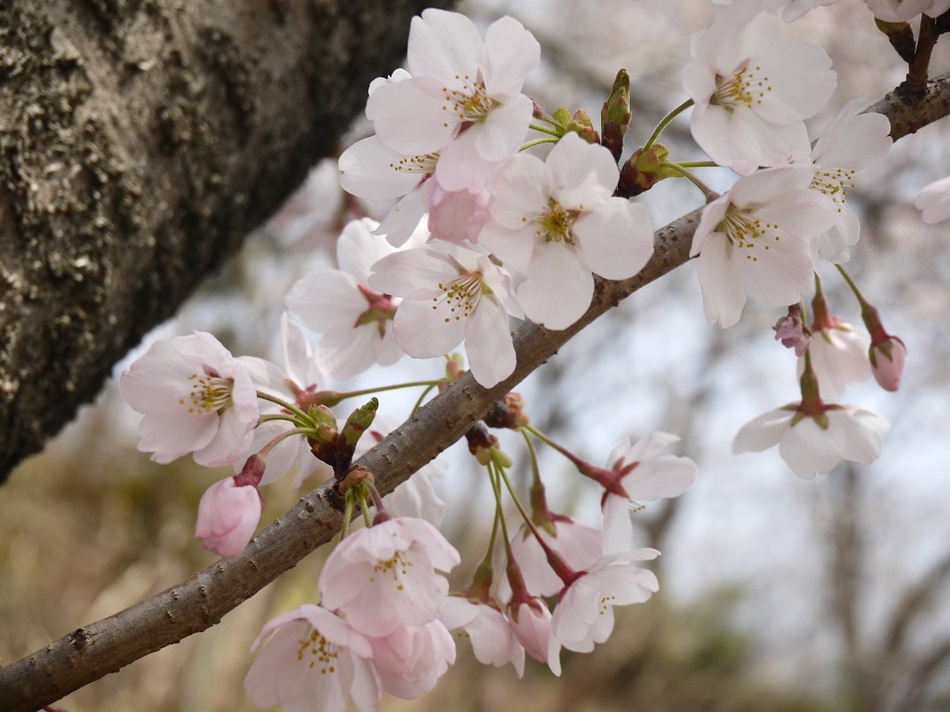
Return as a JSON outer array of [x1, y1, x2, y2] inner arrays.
[[0, 0, 451, 482]]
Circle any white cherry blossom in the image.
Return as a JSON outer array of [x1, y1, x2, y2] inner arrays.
[[319, 517, 460, 637], [802, 319, 872, 401], [119, 331, 259, 467], [547, 549, 660, 676], [800, 101, 892, 262], [367, 619, 456, 699], [244, 604, 382, 712], [440, 597, 525, 677], [682, 4, 836, 175], [690, 166, 837, 328], [368, 240, 523, 388], [286, 219, 407, 379], [479, 132, 654, 330], [733, 403, 890, 477], [366, 9, 539, 192], [601, 433, 698, 554]]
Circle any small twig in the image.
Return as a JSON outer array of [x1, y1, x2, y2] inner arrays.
[[902, 15, 939, 97]]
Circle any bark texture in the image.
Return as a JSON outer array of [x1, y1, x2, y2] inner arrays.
[[2, 75, 949, 712], [0, 0, 450, 482]]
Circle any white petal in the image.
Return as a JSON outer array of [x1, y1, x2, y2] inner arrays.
[[465, 295, 516, 387], [517, 243, 593, 330], [573, 200, 653, 281]]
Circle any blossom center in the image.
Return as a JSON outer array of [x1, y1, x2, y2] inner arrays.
[[535, 198, 578, 245], [811, 167, 855, 213], [372, 551, 414, 590], [713, 62, 771, 113], [356, 284, 397, 338], [443, 74, 496, 124], [433, 269, 485, 323], [598, 592, 617, 615], [181, 371, 234, 414], [297, 627, 339, 674], [718, 207, 780, 261], [388, 152, 439, 177]]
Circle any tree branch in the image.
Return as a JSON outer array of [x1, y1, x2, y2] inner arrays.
[[2, 69, 949, 712], [0, 0, 451, 482]]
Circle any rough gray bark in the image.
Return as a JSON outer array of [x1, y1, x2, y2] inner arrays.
[[2, 74, 949, 712], [0, 0, 451, 483]]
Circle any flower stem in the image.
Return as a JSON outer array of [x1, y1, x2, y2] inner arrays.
[[521, 136, 559, 151], [661, 162, 719, 201], [643, 98, 693, 150], [256, 390, 309, 421]]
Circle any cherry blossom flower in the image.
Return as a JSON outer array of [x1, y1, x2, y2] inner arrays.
[[479, 132, 655, 330], [365, 9, 539, 192], [600, 433, 698, 554], [368, 240, 523, 388], [440, 596, 525, 677], [338, 133, 438, 248], [319, 517, 460, 637], [244, 604, 382, 712], [733, 403, 890, 477], [194, 461, 264, 558], [799, 100, 892, 262], [286, 219, 409, 379], [914, 176, 950, 224], [690, 166, 837, 328], [803, 319, 871, 400], [682, 4, 836, 175], [547, 549, 660, 676], [119, 331, 259, 467], [367, 619, 456, 699]]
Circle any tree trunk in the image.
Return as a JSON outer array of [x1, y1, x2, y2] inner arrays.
[[0, 0, 450, 483]]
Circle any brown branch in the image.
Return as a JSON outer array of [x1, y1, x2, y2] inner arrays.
[[2, 72, 950, 712]]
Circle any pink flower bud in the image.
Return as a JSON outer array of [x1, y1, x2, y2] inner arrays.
[[195, 477, 264, 558], [507, 598, 551, 665], [870, 337, 907, 392]]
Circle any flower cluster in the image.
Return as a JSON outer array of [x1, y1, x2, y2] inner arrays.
[[332, 8, 656, 388], [245, 516, 460, 712], [112, 3, 925, 710]]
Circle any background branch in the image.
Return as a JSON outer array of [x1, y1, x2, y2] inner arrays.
[[2, 57, 949, 712]]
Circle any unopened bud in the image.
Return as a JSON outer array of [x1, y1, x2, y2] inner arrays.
[[619, 144, 671, 197], [308, 404, 339, 444], [567, 109, 600, 144], [484, 392, 530, 429], [466, 422, 500, 466], [444, 352, 466, 384], [341, 397, 379, 447], [869, 336, 906, 392], [601, 68, 631, 161]]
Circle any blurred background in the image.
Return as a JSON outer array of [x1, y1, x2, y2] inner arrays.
[[3, 1, 950, 710]]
